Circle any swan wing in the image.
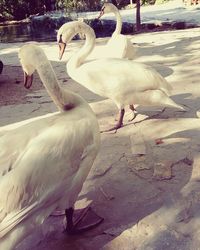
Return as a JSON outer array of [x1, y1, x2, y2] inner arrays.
[[124, 37, 137, 60], [0, 114, 56, 178], [75, 60, 172, 98], [0, 114, 99, 238]]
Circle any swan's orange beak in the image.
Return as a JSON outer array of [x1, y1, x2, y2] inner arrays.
[[97, 7, 105, 19], [59, 42, 66, 60], [24, 71, 33, 89]]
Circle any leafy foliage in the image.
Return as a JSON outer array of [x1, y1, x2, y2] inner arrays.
[[0, 0, 103, 20], [55, 0, 102, 11], [0, 0, 45, 20], [0, 0, 167, 21]]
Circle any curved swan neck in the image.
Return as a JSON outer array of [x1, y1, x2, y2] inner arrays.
[[68, 27, 95, 71], [37, 62, 81, 111], [113, 10, 122, 35]]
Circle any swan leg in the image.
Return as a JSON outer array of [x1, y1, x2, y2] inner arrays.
[[64, 206, 103, 234], [128, 104, 138, 122], [101, 108, 125, 133]]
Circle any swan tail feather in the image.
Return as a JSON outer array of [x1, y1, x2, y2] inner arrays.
[[165, 100, 186, 111], [157, 74, 173, 96], [0, 181, 67, 239], [0, 202, 38, 238], [160, 93, 185, 111]]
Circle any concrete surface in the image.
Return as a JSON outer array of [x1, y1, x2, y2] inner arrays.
[[1, 27, 200, 249]]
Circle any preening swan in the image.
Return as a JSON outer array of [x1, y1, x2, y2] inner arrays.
[[97, 2, 137, 59], [0, 44, 103, 250], [58, 21, 184, 132]]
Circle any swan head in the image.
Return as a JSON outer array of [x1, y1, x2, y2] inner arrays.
[[57, 21, 93, 60], [19, 44, 45, 89], [98, 3, 118, 19]]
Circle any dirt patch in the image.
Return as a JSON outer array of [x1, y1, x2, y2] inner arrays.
[[0, 65, 43, 106]]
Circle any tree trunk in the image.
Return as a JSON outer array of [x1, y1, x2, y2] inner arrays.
[[136, 0, 141, 31]]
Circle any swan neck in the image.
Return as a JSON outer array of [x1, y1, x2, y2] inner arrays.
[[113, 10, 122, 35], [37, 62, 80, 110], [68, 27, 95, 70]]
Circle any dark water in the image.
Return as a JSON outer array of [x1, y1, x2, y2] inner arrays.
[[0, 23, 57, 43], [0, 17, 132, 43]]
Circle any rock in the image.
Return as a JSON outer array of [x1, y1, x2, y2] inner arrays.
[[83, 19, 134, 37], [0, 60, 3, 74], [153, 161, 173, 180], [127, 154, 151, 171], [172, 21, 186, 29], [161, 21, 173, 28], [146, 23, 157, 30], [130, 130, 146, 155]]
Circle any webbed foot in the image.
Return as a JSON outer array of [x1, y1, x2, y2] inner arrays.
[[101, 108, 125, 133], [64, 207, 104, 235]]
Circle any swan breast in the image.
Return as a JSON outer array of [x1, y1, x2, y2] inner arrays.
[[106, 34, 128, 59]]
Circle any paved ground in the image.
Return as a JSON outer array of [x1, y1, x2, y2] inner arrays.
[[1, 27, 200, 249]]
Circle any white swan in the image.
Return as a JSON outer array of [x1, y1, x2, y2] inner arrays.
[[97, 2, 137, 59], [0, 44, 103, 250], [57, 3, 136, 60], [58, 21, 184, 132]]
